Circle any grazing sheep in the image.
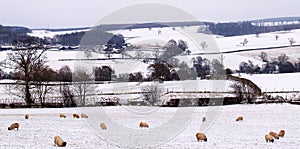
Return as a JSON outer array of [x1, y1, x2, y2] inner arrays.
[[139, 122, 149, 128], [54, 136, 67, 147], [100, 123, 107, 130], [278, 130, 285, 137], [73, 114, 79, 118], [202, 117, 206, 122], [8, 123, 19, 130], [236, 116, 243, 121], [59, 113, 66, 118], [80, 113, 88, 118], [265, 134, 274, 143], [195, 133, 207, 142], [269, 131, 279, 139], [25, 114, 29, 119]]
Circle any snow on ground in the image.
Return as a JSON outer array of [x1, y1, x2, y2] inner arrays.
[[237, 72, 300, 92], [0, 104, 299, 148], [28, 29, 90, 39], [6, 26, 300, 74], [216, 29, 300, 52], [109, 26, 300, 53], [239, 46, 300, 63]]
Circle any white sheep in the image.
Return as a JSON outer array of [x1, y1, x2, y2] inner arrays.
[[100, 123, 107, 130], [139, 122, 149, 128], [8, 123, 19, 131], [195, 132, 207, 142], [265, 134, 274, 143], [54, 136, 67, 147]]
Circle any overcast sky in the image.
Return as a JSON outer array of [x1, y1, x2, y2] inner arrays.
[[1, 0, 300, 28]]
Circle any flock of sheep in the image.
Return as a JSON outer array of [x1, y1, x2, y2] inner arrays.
[[265, 130, 285, 143], [7, 113, 97, 147], [6, 113, 286, 147], [195, 115, 286, 143]]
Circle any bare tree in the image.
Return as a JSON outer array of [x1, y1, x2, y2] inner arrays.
[[60, 84, 76, 107], [200, 41, 208, 50], [31, 65, 56, 107], [178, 39, 188, 51], [211, 59, 225, 78], [240, 38, 249, 46], [58, 65, 72, 82], [277, 53, 289, 64], [259, 52, 268, 62], [231, 82, 257, 104], [288, 38, 296, 46], [3, 46, 47, 107], [84, 50, 92, 59], [72, 67, 95, 106], [142, 84, 164, 106]]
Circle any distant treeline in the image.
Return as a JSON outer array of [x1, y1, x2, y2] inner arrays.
[[2, 17, 300, 45], [53, 28, 125, 46], [0, 25, 32, 44], [207, 21, 300, 37]]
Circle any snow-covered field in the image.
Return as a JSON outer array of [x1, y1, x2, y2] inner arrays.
[[1, 104, 299, 148], [25, 26, 300, 71], [28, 29, 90, 39]]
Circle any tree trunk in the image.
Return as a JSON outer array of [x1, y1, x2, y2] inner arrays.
[[25, 81, 32, 108], [24, 68, 32, 108]]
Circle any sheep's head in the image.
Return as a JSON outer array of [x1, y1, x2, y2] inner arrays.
[[62, 142, 67, 147]]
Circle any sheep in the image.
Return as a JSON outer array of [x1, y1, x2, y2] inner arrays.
[[59, 113, 66, 118], [25, 114, 29, 119], [265, 134, 274, 143], [100, 123, 107, 130], [236, 116, 243, 121], [278, 130, 285, 137], [202, 117, 206, 122], [195, 133, 207, 142], [80, 113, 88, 118], [8, 123, 19, 130], [269, 131, 279, 139], [54, 136, 67, 147], [139, 122, 149, 128], [73, 114, 80, 118]]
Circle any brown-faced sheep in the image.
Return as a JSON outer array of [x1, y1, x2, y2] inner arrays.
[[278, 130, 285, 137], [54, 136, 67, 147], [269, 131, 279, 139], [59, 113, 66, 118], [80, 113, 88, 118], [236, 116, 243, 121], [8, 123, 19, 130], [265, 134, 274, 143], [100, 123, 107, 130], [25, 114, 29, 119], [73, 114, 79, 118], [202, 117, 206, 122], [139, 122, 149, 128], [196, 133, 207, 142]]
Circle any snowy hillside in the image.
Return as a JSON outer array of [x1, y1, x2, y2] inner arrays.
[[108, 26, 300, 53], [28, 29, 90, 39], [23, 26, 300, 73]]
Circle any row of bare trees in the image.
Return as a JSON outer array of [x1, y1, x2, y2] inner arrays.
[[0, 42, 115, 107]]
